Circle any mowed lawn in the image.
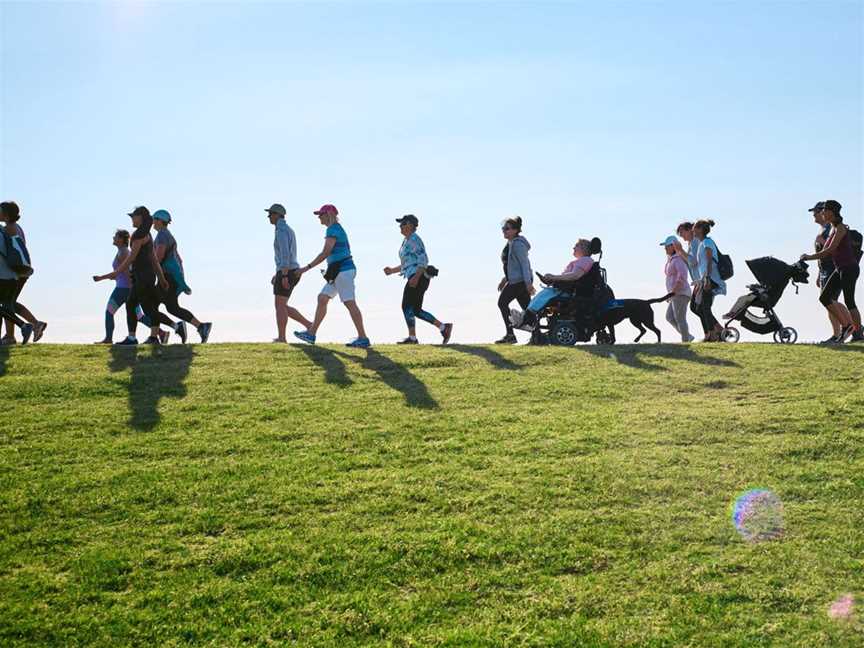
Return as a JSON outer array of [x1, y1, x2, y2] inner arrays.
[[1, 343, 863, 647]]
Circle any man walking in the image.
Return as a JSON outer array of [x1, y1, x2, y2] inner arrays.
[[267, 203, 312, 342]]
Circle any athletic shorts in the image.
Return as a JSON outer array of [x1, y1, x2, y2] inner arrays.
[[320, 269, 356, 303], [273, 269, 300, 298]]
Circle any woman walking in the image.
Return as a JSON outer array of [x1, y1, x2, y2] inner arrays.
[[92, 229, 156, 344], [107, 206, 173, 345], [383, 215, 453, 344], [294, 204, 371, 348], [496, 216, 534, 344], [0, 201, 46, 343], [801, 200, 861, 343], [690, 219, 726, 341], [660, 235, 694, 342], [152, 210, 212, 343]]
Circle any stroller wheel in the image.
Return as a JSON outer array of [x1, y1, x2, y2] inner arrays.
[[777, 327, 797, 344], [550, 321, 578, 346], [596, 330, 614, 345], [720, 326, 740, 343]]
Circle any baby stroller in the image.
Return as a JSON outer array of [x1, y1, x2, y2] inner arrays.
[[524, 238, 617, 346], [722, 257, 809, 344]]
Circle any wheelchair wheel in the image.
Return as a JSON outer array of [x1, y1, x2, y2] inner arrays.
[[777, 327, 797, 344], [720, 326, 740, 343], [550, 321, 578, 346]]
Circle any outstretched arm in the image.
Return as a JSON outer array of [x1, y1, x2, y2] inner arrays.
[[299, 237, 336, 274], [802, 224, 847, 261]]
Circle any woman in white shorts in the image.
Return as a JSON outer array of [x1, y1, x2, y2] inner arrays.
[[294, 204, 371, 348]]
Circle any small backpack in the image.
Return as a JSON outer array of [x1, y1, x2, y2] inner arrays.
[[1, 230, 33, 276], [849, 228, 863, 262], [715, 244, 734, 280]]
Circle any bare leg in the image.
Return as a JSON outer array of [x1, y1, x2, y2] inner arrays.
[[344, 300, 368, 339], [308, 294, 330, 335], [275, 296, 289, 341], [828, 309, 841, 336], [15, 303, 38, 325], [827, 302, 852, 328]]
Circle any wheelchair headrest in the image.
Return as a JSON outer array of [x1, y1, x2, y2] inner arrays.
[[589, 237, 602, 256]]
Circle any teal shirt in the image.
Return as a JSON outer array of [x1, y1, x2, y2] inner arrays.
[[325, 223, 355, 272]]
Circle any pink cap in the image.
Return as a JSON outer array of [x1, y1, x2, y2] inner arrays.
[[313, 204, 338, 217]]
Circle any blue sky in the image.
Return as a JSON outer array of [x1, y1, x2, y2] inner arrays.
[[1, 1, 861, 343]]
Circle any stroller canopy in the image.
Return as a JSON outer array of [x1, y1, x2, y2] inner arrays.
[[746, 257, 793, 289]]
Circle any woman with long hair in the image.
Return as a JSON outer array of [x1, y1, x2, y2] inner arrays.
[[496, 216, 534, 344]]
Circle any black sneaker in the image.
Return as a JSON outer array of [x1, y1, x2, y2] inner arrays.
[[20, 323, 33, 345], [198, 322, 213, 343], [851, 330, 864, 343], [175, 321, 188, 344], [397, 337, 419, 344], [94, 338, 111, 345], [495, 334, 517, 344], [158, 329, 171, 345], [819, 335, 839, 345], [441, 323, 453, 345], [115, 336, 139, 346], [33, 321, 47, 342], [143, 336, 161, 345]]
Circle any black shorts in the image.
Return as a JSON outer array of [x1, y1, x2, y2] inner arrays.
[[820, 266, 859, 310], [273, 269, 300, 298]]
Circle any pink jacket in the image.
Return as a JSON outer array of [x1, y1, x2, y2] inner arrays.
[[665, 254, 692, 296]]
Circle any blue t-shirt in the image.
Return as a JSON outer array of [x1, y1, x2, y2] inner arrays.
[[325, 223, 356, 272], [695, 236, 726, 295]]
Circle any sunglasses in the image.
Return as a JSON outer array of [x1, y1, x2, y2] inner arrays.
[[502, 226, 513, 231]]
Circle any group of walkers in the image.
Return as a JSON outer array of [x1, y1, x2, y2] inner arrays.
[[91, 206, 212, 346], [0, 198, 859, 346], [267, 203, 452, 348]]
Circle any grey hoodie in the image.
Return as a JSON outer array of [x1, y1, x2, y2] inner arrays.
[[504, 235, 533, 286]]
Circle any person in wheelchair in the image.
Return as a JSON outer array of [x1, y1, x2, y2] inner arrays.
[[510, 238, 595, 330]]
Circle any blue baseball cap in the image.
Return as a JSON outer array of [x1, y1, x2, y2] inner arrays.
[[660, 235, 678, 247], [152, 209, 172, 223]]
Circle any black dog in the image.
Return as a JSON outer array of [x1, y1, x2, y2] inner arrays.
[[596, 293, 674, 343]]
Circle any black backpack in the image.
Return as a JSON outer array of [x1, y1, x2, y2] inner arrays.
[[0, 230, 33, 276], [849, 229, 863, 262], [715, 245, 734, 280]]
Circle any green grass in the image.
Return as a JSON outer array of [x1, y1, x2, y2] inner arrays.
[[1, 342, 863, 647]]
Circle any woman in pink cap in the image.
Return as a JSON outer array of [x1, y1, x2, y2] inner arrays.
[[294, 204, 371, 348]]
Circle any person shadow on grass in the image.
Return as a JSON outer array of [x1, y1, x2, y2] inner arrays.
[[0, 346, 8, 378], [574, 343, 741, 372], [109, 345, 195, 431], [296, 345, 438, 409], [439, 344, 522, 370]]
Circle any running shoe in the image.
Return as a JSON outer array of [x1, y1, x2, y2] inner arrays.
[[0, 337, 16, 346], [851, 330, 864, 343], [143, 336, 161, 345], [397, 337, 419, 344], [20, 323, 33, 345], [158, 329, 171, 345], [294, 330, 316, 345], [175, 321, 188, 344], [115, 336, 138, 346], [838, 325, 855, 344], [819, 335, 840, 345], [32, 321, 47, 342], [94, 338, 111, 345], [346, 337, 371, 348], [198, 322, 213, 343], [441, 323, 453, 344], [495, 334, 517, 344]]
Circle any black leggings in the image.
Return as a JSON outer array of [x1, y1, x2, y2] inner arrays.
[[498, 281, 531, 334], [126, 279, 173, 335], [820, 266, 859, 311], [160, 276, 197, 324], [691, 281, 719, 334], [0, 279, 27, 328]]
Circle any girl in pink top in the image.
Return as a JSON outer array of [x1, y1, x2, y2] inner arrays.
[[661, 236, 694, 342]]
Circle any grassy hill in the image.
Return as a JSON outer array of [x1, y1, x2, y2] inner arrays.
[[1, 343, 863, 647]]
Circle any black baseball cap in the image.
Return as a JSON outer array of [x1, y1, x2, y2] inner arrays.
[[823, 199, 842, 214], [396, 214, 419, 227], [807, 201, 825, 212], [127, 206, 150, 218]]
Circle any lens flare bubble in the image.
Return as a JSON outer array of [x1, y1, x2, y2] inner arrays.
[[731, 489, 784, 542]]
